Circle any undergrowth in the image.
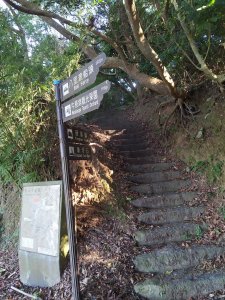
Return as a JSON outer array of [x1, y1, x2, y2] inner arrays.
[[0, 82, 57, 187], [190, 155, 223, 183], [0, 82, 58, 247], [102, 195, 133, 222], [219, 206, 225, 220]]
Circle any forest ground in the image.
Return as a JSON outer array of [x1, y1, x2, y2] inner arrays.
[[1, 81, 225, 299]]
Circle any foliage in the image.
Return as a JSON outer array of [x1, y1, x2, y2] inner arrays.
[[190, 155, 223, 183], [1, 0, 225, 184], [0, 8, 81, 185], [195, 225, 204, 239], [0, 81, 54, 185], [219, 206, 225, 220]]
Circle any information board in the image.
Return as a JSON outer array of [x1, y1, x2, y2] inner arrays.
[[19, 182, 62, 257]]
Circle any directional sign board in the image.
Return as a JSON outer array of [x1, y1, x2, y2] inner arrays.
[[67, 143, 92, 160], [61, 53, 106, 102], [65, 126, 90, 144], [62, 80, 111, 122]]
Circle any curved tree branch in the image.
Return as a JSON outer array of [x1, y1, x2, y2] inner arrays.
[[124, 0, 177, 96], [102, 57, 169, 95], [171, 0, 225, 84], [4, 3, 29, 60], [3, 0, 73, 25], [175, 42, 202, 70], [3, 0, 170, 95], [90, 28, 127, 62], [4, 0, 127, 62]]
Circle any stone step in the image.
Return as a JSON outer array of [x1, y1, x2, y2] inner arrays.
[[124, 156, 166, 165], [134, 245, 224, 273], [138, 206, 204, 225], [120, 149, 155, 158], [95, 119, 142, 128], [131, 192, 198, 209], [120, 130, 148, 137], [130, 179, 192, 195], [112, 132, 147, 140], [112, 136, 148, 143], [112, 142, 149, 152], [105, 126, 142, 132], [134, 271, 225, 300], [135, 223, 202, 246], [128, 170, 181, 184], [126, 162, 174, 173]]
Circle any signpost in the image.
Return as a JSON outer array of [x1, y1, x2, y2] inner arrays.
[[61, 53, 106, 102], [62, 80, 111, 122], [65, 127, 90, 144], [54, 52, 111, 300], [65, 126, 91, 160], [67, 143, 92, 160], [54, 80, 80, 300]]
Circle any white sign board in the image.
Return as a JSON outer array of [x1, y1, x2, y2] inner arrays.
[[19, 182, 62, 257]]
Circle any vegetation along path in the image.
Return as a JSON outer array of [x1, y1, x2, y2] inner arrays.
[[96, 109, 225, 300]]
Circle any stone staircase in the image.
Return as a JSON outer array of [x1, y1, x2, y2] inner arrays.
[[111, 124, 225, 300]]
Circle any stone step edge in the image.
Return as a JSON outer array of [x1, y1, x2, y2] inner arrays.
[[138, 206, 204, 225], [134, 271, 225, 300], [131, 192, 198, 208], [134, 244, 225, 273], [127, 171, 182, 183], [134, 223, 207, 246]]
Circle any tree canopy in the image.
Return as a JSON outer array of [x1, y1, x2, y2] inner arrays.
[[0, 0, 225, 183], [3, 0, 225, 91]]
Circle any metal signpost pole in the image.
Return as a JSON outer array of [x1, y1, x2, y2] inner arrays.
[[53, 80, 80, 300]]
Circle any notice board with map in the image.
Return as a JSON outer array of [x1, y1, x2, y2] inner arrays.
[[19, 181, 62, 257]]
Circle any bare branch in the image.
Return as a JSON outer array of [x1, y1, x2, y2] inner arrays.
[[4, 0, 131, 64], [175, 42, 202, 70], [204, 26, 211, 62], [3, 0, 171, 95], [11, 286, 42, 300], [4, 2, 29, 60], [3, 0, 73, 26]]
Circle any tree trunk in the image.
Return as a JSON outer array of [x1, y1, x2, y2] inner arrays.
[[104, 57, 169, 95], [124, 0, 178, 96]]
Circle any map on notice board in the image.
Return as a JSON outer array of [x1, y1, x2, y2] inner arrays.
[[19, 182, 62, 257]]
